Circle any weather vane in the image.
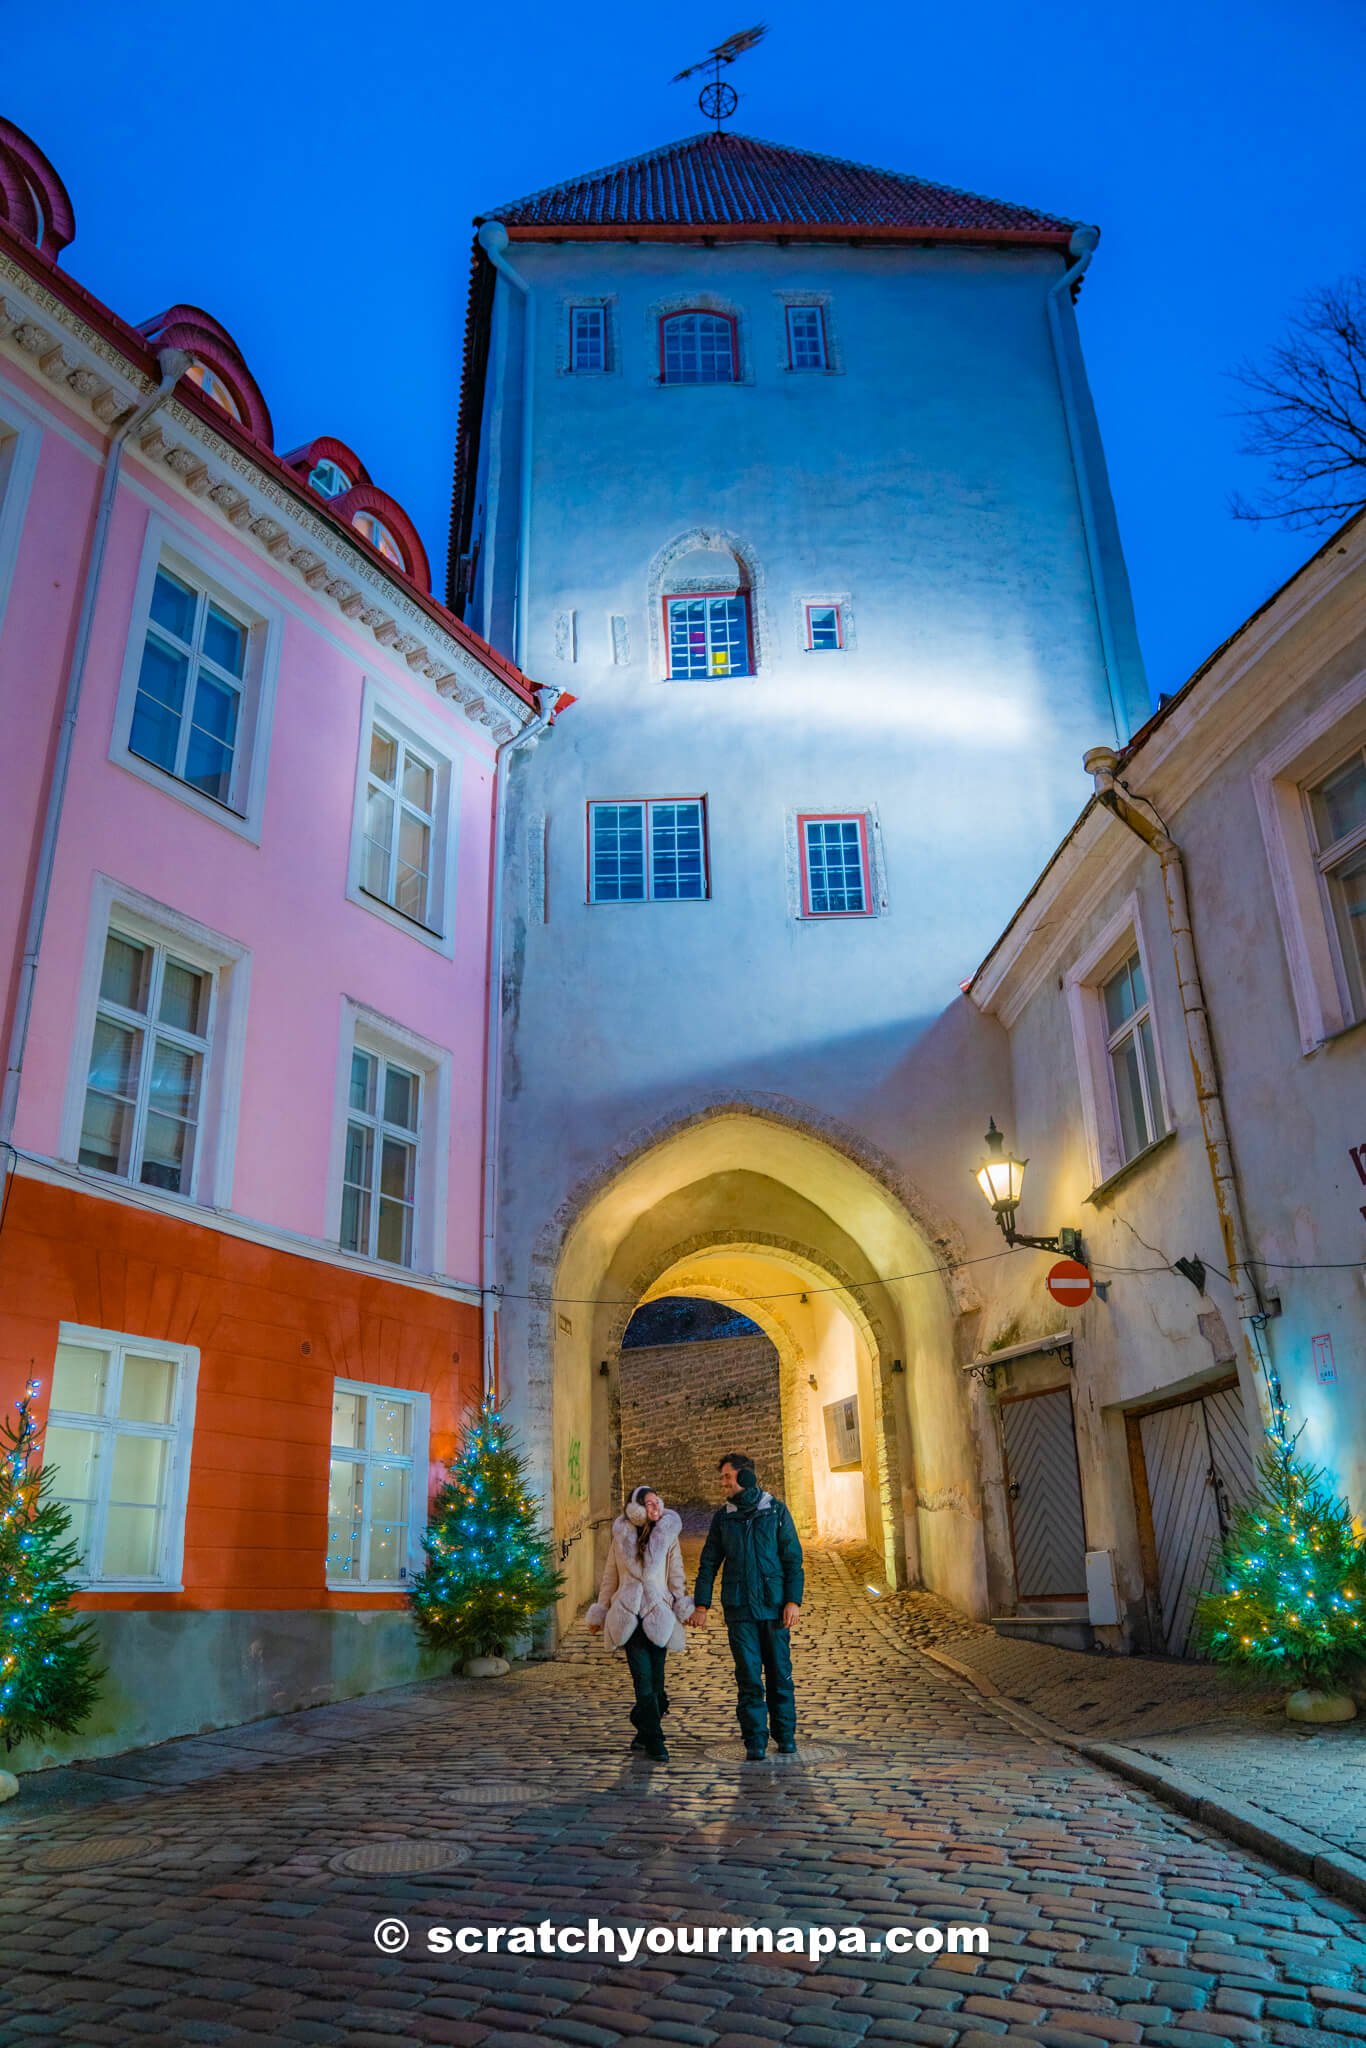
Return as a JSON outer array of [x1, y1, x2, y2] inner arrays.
[[672, 24, 768, 131]]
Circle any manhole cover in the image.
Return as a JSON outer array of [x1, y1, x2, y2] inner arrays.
[[703, 1741, 847, 1767], [330, 1840, 471, 1875], [444, 1782, 537, 1806], [27, 1833, 159, 1872]]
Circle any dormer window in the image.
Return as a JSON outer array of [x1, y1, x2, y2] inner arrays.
[[353, 512, 406, 569], [660, 311, 737, 385], [309, 458, 353, 500], [184, 363, 242, 422]]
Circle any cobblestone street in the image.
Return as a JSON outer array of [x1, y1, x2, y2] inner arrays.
[[4, 1549, 1366, 2048]]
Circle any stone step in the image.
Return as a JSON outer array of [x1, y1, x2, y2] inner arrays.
[[991, 1612, 1096, 1652]]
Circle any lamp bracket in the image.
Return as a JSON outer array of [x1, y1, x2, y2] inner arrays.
[[997, 1218, 1084, 1262]]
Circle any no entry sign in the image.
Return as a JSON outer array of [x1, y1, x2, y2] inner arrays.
[[1046, 1258, 1094, 1308]]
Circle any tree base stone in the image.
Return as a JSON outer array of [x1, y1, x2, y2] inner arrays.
[[461, 1656, 511, 1679], [0, 1770, 19, 1802], [1286, 1688, 1357, 1723]]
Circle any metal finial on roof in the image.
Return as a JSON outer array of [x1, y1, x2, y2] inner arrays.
[[671, 23, 767, 131]]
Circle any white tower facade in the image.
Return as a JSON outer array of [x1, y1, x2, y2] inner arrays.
[[451, 133, 1149, 1624]]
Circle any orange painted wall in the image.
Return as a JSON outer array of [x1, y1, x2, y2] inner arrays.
[[0, 1176, 481, 1613]]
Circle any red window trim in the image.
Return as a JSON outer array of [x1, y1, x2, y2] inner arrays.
[[662, 590, 755, 681], [804, 601, 843, 651], [657, 307, 740, 384], [585, 796, 711, 904], [797, 812, 874, 919], [785, 303, 828, 372], [569, 303, 606, 372]]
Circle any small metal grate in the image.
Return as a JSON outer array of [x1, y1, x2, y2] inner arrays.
[[27, 1833, 159, 1871], [443, 1781, 537, 1806], [330, 1840, 471, 1875]]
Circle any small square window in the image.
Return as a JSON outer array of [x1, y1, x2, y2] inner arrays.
[[805, 604, 843, 652], [570, 305, 607, 372], [799, 814, 873, 917], [588, 799, 709, 903], [786, 305, 828, 372]]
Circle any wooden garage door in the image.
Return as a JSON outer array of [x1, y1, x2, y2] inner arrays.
[[1134, 1381, 1257, 1658], [1000, 1385, 1088, 1601]]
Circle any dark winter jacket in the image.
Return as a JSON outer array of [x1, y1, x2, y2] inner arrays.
[[693, 1491, 805, 1620]]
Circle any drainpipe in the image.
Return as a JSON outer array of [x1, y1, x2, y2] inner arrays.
[[1049, 229, 1128, 748], [1083, 748, 1269, 1370], [0, 348, 192, 1211], [480, 685, 563, 1398], [478, 222, 535, 673]]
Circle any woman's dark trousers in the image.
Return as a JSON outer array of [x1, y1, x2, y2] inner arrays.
[[624, 1632, 669, 1748]]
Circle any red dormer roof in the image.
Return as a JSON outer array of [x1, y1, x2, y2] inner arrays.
[[478, 131, 1077, 243]]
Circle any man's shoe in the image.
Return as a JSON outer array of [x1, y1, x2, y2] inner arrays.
[[646, 1741, 669, 1762], [744, 1746, 768, 1762], [629, 1734, 646, 1751], [777, 1740, 797, 1755]]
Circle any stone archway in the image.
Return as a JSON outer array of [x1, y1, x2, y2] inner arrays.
[[510, 1095, 988, 1638]]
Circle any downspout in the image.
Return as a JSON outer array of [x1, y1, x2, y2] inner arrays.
[[1049, 229, 1127, 747], [480, 685, 563, 1398], [0, 348, 192, 1209], [1083, 748, 1272, 1393], [477, 222, 535, 673]]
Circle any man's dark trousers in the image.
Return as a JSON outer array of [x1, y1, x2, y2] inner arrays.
[[623, 1632, 668, 1746], [726, 1618, 795, 1751]]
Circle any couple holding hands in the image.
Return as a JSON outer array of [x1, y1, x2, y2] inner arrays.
[[587, 1452, 805, 1763]]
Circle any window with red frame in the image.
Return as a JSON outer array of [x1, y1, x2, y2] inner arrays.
[[664, 593, 752, 679], [660, 311, 737, 384], [799, 814, 873, 917], [804, 603, 843, 651], [786, 305, 828, 371]]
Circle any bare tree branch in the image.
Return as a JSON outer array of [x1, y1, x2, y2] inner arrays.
[[1230, 278, 1366, 529]]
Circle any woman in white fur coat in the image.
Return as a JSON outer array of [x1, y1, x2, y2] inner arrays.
[[587, 1483, 693, 1762]]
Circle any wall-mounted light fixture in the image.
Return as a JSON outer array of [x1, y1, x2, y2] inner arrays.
[[973, 1118, 1083, 1262], [598, 1359, 610, 1377]]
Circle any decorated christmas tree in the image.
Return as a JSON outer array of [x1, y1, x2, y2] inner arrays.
[[1, 1379, 103, 1753], [1194, 1380, 1366, 1690], [409, 1397, 563, 1664]]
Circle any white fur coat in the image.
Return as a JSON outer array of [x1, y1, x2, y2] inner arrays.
[[587, 1507, 694, 1651]]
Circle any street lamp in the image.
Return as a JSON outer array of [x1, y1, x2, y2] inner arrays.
[[973, 1118, 1083, 1261]]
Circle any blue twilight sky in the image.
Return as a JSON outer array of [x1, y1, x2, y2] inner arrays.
[[7, 0, 1364, 702]]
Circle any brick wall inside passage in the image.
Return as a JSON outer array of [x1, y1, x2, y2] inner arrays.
[[618, 1332, 786, 1522]]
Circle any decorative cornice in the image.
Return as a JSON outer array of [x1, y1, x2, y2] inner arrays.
[[0, 258, 526, 744]]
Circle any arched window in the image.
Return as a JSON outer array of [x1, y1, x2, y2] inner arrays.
[[309, 458, 353, 499], [184, 362, 243, 422], [659, 311, 737, 385], [353, 511, 406, 569]]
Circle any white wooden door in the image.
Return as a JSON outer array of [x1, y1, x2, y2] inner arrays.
[[1000, 1385, 1088, 1601], [1137, 1383, 1257, 1657]]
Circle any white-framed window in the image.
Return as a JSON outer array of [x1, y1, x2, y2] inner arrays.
[[43, 1325, 198, 1592], [64, 881, 250, 1212], [328, 1002, 451, 1277], [664, 593, 753, 679], [1065, 900, 1172, 1188], [798, 813, 873, 917], [184, 362, 242, 421], [786, 305, 828, 371], [0, 402, 41, 641], [659, 310, 738, 385], [327, 1379, 429, 1589], [1100, 950, 1167, 1163], [805, 602, 843, 651], [588, 799, 709, 903], [348, 684, 459, 954], [113, 521, 279, 841], [570, 305, 607, 372], [1305, 747, 1366, 1022], [353, 510, 406, 569], [309, 458, 352, 499], [1253, 676, 1366, 1052], [341, 1045, 421, 1266]]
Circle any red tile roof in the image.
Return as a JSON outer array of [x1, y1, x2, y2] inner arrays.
[[480, 131, 1077, 240]]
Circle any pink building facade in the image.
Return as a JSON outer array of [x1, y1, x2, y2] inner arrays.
[[0, 117, 543, 1763]]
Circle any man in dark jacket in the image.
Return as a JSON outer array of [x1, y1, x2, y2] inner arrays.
[[689, 1453, 804, 1761]]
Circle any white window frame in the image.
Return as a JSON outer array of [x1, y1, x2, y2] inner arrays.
[[569, 304, 608, 373], [785, 304, 829, 372], [326, 1000, 452, 1278], [1254, 671, 1366, 1051], [0, 399, 42, 640], [44, 1322, 199, 1593], [1065, 897, 1173, 1189], [110, 515, 281, 843], [340, 1043, 422, 1268], [587, 798, 710, 904], [62, 877, 251, 1213], [347, 681, 460, 957], [326, 1376, 430, 1591]]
